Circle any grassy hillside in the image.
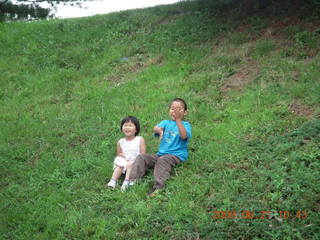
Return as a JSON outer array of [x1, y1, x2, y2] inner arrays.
[[1, 0, 320, 239]]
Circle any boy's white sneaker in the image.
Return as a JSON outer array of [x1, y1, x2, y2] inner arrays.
[[121, 181, 129, 192], [106, 180, 116, 189], [129, 180, 136, 186]]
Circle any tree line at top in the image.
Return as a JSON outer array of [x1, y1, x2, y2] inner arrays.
[[1, 0, 319, 21]]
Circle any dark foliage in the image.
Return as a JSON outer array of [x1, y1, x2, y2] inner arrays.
[[0, 0, 50, 21]]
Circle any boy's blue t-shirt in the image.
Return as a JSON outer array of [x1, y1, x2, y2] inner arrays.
[[156, 120, 192, 162]]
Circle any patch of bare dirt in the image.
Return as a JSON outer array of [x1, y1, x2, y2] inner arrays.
[[220, 70, 251, 92], [220, 64, 259, 93], [225, 163, 250, 170], [105, 74, 124, 85], [155, 15, 181, 25], [143, 55, 164, 67], [104, 55, 164, 86], [289, 102, 314, 118]]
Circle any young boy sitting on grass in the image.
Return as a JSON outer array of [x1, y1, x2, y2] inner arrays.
[[129, 98, 192, 195]]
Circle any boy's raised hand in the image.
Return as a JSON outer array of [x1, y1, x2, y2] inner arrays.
[[172, 107, 184, 121], [171, 105, 188, 140]]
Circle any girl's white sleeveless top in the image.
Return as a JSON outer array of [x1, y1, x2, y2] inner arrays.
[[119, 136, 141, 161]]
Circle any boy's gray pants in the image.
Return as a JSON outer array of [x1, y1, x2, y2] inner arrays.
[[129, 154, 180, 189]]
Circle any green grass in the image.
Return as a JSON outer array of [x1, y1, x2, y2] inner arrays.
[[1, 0, 320, 239]]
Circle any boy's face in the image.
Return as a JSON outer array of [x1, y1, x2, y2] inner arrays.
[[122, 121, 137, 138], [169, 101, 186, 120]]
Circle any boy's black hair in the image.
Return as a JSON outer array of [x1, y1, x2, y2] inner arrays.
[[120, 116, 140, 136], [171, 98, 188, 111]]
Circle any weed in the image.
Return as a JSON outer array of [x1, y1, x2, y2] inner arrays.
[[247, 16, 265, 34], [229, 32, 251, 45], [294, 31, 318, 48], [251, 39, 277, 57], [283, 25, 301, 39]]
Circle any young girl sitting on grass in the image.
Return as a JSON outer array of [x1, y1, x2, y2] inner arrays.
[[106, 116, 146, 191]]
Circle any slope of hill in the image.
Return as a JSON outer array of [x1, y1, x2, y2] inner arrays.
[[1, 0, 319, 238]]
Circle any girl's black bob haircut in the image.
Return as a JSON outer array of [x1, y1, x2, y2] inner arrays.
[[171, 98, 187, 111], [120, 116, 140, 136]]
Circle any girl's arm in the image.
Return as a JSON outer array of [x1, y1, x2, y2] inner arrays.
[[140, 137, 146, 154], [116, 142, 125, 158]]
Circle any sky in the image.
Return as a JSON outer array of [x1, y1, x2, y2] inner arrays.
[[36, 0, 182, 19]]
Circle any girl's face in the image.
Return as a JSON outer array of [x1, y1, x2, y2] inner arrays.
[[122, 121, 137, 138]]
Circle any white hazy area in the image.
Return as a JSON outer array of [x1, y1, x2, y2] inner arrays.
[[25, 0, 182, 19]]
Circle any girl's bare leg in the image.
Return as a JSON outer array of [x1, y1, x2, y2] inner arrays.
[[121, 161, 134, 191], [124, 161, 134, 181], [106, 166, 123, 188], [111, 166, 123, 180]]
